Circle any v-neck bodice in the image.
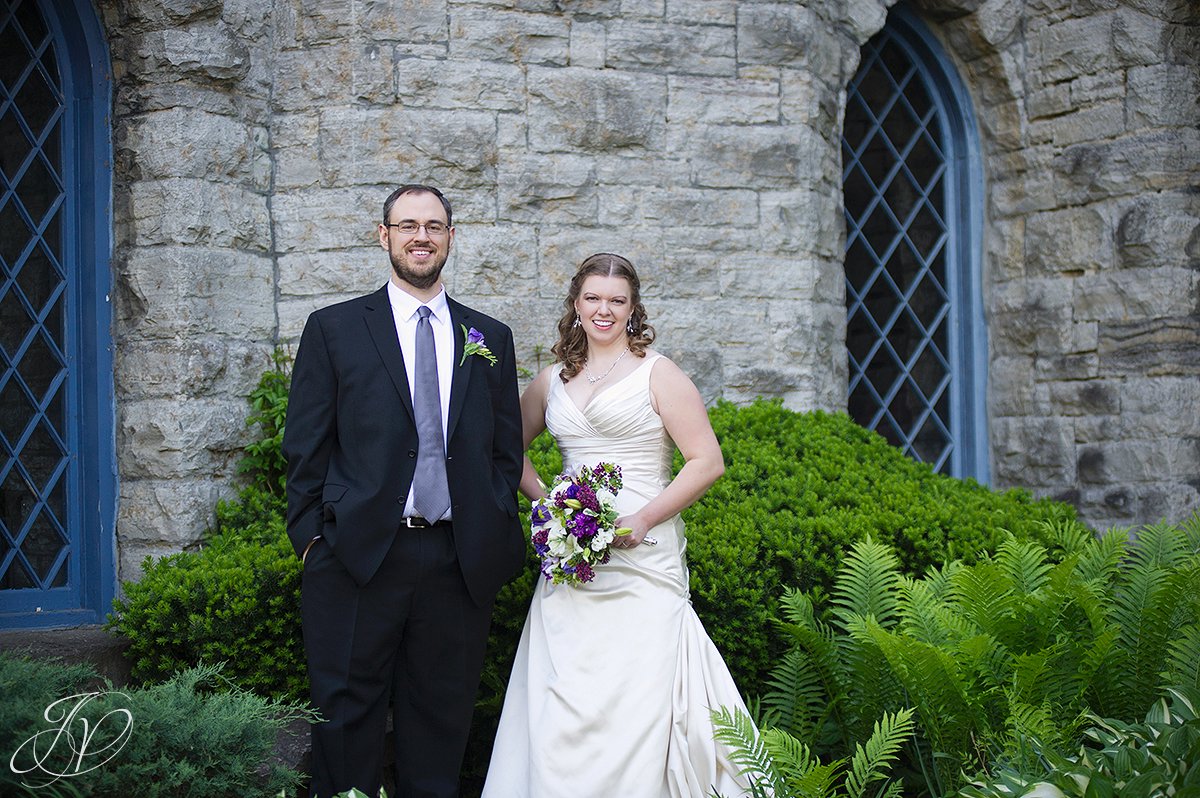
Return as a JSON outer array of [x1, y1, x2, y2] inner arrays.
[[545, 354, 674, 499]]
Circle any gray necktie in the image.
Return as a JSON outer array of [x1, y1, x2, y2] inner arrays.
[[412, 306, 450, 521]]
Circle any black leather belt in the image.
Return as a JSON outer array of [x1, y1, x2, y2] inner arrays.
[[403, 516, 451, 529]]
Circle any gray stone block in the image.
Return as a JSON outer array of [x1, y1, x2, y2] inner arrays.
[[272, 45, 395, 112], [315, 107, 499, 188], [117, 479, 226, 545], [1024, 205, 1111, 276], [118, 398, 250, 480], [668, 75, 779, 126], [361, 0, 449, 43], [115, 107, 262, 185], [737, 4, 820, 65], [497, 153, 600, 224], [130, 23, 252, 83], [1099, 317, 1200, 376], [607, 19, 735, 75], [450, 8, 569, 66], [527, 66, 666, 152], [1032, 15, 1113, 84], [115, 247, 276, 340], [115, 340, 273, 400], [127, 178, 272, 251], [1127, 64, 1200, 128], [569, 21, 607, 68], [1113, 6, 1165, 67], [1116, 192, 1200, 269], [668, 0, 737, 26]]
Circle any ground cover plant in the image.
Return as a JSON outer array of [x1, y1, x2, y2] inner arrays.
[[0, 653, 312, 797]]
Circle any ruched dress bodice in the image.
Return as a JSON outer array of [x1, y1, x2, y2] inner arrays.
[[482, 355, 751, 798]]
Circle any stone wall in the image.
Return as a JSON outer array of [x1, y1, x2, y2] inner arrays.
[[97, 0, 1200, 580], [917, 0, 1200, 530]]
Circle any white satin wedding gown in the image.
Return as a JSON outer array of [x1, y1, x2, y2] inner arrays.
[[482, 354, 751, 798]]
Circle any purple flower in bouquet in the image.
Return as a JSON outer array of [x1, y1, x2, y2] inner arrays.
[[529, 461, 631, 587]]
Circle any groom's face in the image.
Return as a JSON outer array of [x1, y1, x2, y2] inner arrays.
[[379, 191, 455, 291]]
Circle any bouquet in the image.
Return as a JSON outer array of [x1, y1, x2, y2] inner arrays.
[[530, 462, 631, 586]]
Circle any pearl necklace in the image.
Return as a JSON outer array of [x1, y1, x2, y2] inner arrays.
[[584, 347, 630, 384]]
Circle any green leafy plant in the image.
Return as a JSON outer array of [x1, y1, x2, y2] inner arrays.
[[686, 401, 1078, 694], [238, 348, 291, 496], [710, 705, 916, 798], [0, 654, 313, 797], [962, 685, 1200, 798], [754, 516, 1200, 796]]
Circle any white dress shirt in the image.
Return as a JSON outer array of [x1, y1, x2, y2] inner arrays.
[[387, 281, 455, 520]]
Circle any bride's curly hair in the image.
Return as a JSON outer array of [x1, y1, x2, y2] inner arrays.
[[553, 253, 656, 382]]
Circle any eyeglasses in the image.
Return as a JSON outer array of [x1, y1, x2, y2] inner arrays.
[[385, 221, 449, 236]]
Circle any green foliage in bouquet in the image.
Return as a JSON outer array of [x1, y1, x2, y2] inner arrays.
[[686, 399, 1078, 696], [107, 354, 303, 701], [755, 516, 1200, 796], [0, 654, 313, 798], [962, 685, 1200, 798]]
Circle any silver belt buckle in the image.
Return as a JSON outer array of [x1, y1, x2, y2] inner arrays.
[[404, 516, 427, 528]]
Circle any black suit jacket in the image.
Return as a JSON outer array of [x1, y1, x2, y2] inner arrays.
[[282, 285, 526, 604]]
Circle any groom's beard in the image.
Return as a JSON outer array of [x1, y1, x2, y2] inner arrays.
[[390, 250, 447, 290]]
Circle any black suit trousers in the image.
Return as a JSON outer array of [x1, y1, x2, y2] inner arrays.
[[302, 524, 493, 798]]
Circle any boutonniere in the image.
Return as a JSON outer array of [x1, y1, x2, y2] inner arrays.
[[460, 325, 497, 367]]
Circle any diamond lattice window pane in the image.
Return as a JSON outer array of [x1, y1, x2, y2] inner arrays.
[[0, 0, 69, 594], [843, 22, 954, 473]]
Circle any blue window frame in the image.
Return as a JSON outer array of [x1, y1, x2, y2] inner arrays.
[[842, 4, 988, 481], [0, 0, 114, 628]]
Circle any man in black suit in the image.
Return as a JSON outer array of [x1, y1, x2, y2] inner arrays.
[[282, 184, 526, 798]]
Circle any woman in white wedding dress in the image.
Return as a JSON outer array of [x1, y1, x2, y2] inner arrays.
[[482, 253, 752, 798]]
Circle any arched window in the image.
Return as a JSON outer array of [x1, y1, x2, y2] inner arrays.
[[842, 4, 987, 480], [0, 0, 114, 628]]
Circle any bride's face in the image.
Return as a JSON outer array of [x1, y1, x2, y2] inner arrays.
[[574, 274, 632, 346]]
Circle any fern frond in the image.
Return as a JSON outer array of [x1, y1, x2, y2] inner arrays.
[[1162, 623, 1200, 691], [949, 561, 1016, 639], [762, 648, 828, 739], [860, 618, 977, 756], [1075, 526, 1130, 586], [843, 707, 916, 798], [1126, 520, 1188, 570], [1180, 510, 1200, 553], [1040, 516, 1094, 557], [996, 537, 1052, 597], [710, 706, 784, 795], [831, 536, 903, 631]]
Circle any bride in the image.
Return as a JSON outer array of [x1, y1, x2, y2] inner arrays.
[[482, 253, 752, 798]]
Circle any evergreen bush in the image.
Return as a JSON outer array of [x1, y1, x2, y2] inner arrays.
[[0, 654, 312, 797]]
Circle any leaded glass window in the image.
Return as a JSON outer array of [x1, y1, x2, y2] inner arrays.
[[1, 0, 114, 627], [842, 6, 987, 480]]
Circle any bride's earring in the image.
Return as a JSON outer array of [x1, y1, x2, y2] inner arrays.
[[572, 314, 582, 329], [626, 318, 635, 333]]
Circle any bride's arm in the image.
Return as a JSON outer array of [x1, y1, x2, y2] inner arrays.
[[518, 366, 553, 502], [614, 357, 724, 546]]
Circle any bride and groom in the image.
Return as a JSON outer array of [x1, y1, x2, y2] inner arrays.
[[283, 185, 752, 798]]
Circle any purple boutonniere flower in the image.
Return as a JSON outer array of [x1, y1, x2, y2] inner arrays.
[[459, 324, 498, 367]]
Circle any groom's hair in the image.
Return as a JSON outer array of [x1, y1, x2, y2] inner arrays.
[[382, 184, 453, 227]]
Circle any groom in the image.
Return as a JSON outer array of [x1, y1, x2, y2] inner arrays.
[[283, 184, 526, 798]]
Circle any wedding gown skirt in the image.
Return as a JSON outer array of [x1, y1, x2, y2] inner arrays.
[[482, 355, 751, 798]]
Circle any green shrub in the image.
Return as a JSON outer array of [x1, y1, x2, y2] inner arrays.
[[686, 400, 1078, 694], [754, 516, 1200, 796], [0, 654, 312, 797], [108, 532, 304, 700]]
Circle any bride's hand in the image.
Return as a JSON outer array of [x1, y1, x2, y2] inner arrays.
[[613, 515, 649, 548]]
